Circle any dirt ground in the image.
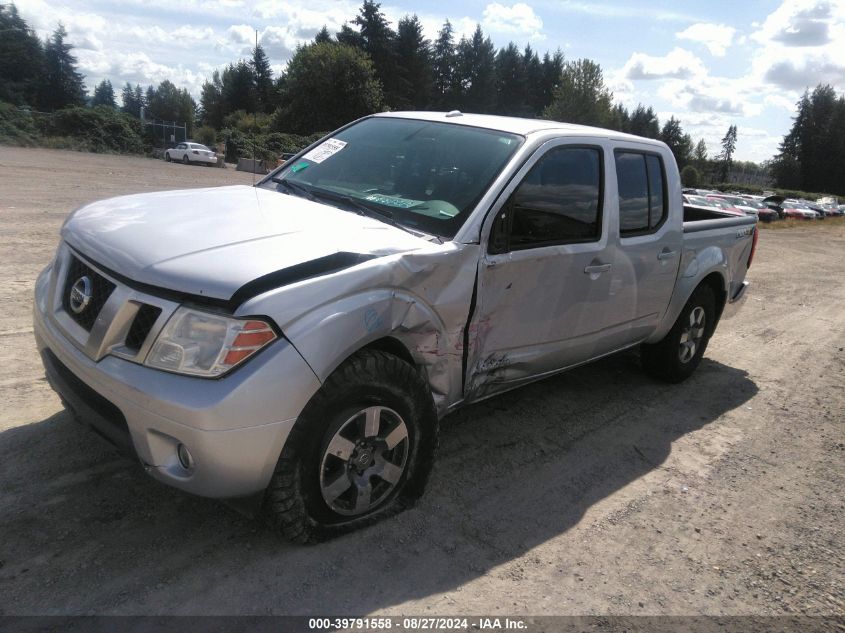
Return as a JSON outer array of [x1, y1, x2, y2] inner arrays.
[[0, 146, 842, 617]]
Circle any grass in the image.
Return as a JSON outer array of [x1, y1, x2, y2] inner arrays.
[[759, 216, 845, 230]]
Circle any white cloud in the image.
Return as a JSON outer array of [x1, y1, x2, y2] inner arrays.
[[622, 47, 708, 80], [482, 3, 544, 40], [676, 22, 736, 56]]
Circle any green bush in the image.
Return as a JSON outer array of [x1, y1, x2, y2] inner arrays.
[[194, 125, 218, 148], [37, 106, 145, 153], [680, 165, 701, 188], [0, 102, 41, 145]]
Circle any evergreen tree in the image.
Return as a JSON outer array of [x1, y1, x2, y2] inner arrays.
[[454, 25, 497, 113], [251, 44, 274, 113], [694, 139, 708, 162], [628, 104, 660, 138], [146, 79, 196, 132], [660, 116, 693, 170], [717, 124, 738, 181], [521, 45, 543, 115], [221, 61, 257, 114], [336, 24, 364, 48], [0, 4, 46, 106], [42, 24, 86, 110], [353, 0, 400, 107], [536, 50, 564, 116], [431, 20, 456, 109], [120, 82, 145, 117], [92, 79, 116, 108], [314, 26, 332, 44], [199, 70, 225, 128], [542, 58, 614, 128], [611, 103, 630, 132], [394, 15, 433, 110], [494, 43, 526, 116]]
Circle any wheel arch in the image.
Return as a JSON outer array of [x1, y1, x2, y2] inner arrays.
[[647, 264, 728, 344]]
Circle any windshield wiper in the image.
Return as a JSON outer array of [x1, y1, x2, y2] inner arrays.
[[271, 176, 316, 201]]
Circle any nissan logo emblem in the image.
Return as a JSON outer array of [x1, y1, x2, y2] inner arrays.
[[69, 275, 93, 314]]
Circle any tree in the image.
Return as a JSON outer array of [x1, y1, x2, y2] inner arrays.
[[394, 15, 432, 110], [660, 116, 693, 170], [521, 45, 543, 115], [314, 26, 332, 44], [251, 44, 274, 113], [628, 104, 660, 139], [221, 61, 256, 114], [454, 25, 497, 113], [0, 4, 46, 106], [121, 82, 144, 117], [538, 50, 564, 115], [42, 24, 86, 110], [431, 20, 456, 108], [717, 124, 737, 182], [199, 70, 225, 128], [146, 79, 196, 133], [92, 79, 116, 108], [694, 139, 707, 162], [680, 165, 701, 187], [353, 0, 400, 107], [495, 42, 526, 116], [542, 58, 614, 128], [275, 42, 384, 134]]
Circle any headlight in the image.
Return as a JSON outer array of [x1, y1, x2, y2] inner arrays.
[[145, 307, 277, 377]]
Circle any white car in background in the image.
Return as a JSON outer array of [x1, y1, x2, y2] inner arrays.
[[165, 142, 218, 166]]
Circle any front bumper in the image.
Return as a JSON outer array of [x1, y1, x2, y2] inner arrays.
[[34, 261, 321, 498]]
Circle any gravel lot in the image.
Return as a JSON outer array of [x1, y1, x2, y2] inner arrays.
[[0, 147, 843, 617]]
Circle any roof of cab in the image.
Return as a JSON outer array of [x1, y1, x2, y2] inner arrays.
[[375, 110, 665, 147]]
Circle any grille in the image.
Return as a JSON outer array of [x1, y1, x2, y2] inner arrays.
[[62, 256, 116, 331], [124, 304, 162, 351]]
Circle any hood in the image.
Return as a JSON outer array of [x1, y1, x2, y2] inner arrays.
[[62, 185, 428, 301]]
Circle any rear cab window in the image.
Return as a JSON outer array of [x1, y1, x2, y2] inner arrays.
[[615, 150, 667, 236]]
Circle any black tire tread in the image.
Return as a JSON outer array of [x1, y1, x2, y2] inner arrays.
[[262, 349, 437, 543], [641, 284, 716, 384]]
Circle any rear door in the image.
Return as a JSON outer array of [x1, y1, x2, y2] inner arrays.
[[609, 149, 683, 340], [468, 140, 628, 394]]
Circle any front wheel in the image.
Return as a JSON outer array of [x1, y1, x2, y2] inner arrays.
[[641, 285, 716, 383], [263, 350, 438, 543], [164, 152, 171, 162]]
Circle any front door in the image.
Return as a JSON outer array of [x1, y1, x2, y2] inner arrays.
[[467, 141, 626, 397]]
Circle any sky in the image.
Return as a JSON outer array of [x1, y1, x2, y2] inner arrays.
[[13, 0, 845, 162]]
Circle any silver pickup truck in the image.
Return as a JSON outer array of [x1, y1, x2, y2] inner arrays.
[[34, 112, 756, 541]]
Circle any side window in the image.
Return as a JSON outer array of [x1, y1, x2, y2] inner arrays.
[[616, 151, 666, 236], [504, 146, 603, 250]]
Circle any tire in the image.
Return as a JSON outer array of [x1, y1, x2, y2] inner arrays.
[[263, 350, 438, 543], [182, 155, 189, 165], [165, 153, 171, 162], [641, 284, 716, 383]]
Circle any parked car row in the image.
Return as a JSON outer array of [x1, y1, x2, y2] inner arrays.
[[682, 189, 844, 222]]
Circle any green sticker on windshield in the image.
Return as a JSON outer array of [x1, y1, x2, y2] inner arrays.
[[290, 161, 309, 173], [364, 194, 423, 209]]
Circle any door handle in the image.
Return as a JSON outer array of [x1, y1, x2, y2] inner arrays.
[[657, 250, 676, 261], [584, 263, 612, 274]]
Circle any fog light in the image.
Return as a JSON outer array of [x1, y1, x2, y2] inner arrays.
[[177, 443, 194, 470]]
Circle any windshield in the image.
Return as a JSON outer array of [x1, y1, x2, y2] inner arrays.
[[260, 117, 524, 239], [190, 144, 210, 151]]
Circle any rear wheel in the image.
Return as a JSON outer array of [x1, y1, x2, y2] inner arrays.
[[641, 285, 716, 383], [263, 350, 438, 543], [182, 155, 189, 165]]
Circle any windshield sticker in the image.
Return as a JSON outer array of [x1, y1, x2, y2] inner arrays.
[[302, 138, 347, 163], [290, 161, 310, 173], [364, 194, 424, 209]]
